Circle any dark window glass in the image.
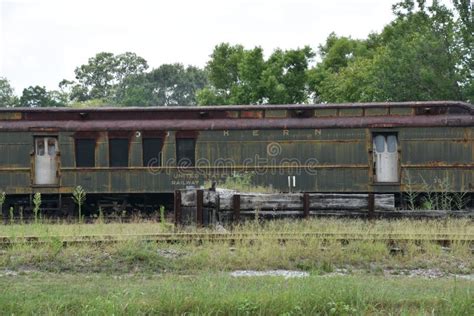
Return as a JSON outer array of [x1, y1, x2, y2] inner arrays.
[[75, 139, 95, 167], [176, 138, 195, 167], [143, 138, 163, 167], [109, 138, 129, 167]]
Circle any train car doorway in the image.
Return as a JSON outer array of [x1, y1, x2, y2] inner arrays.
[[373, 133, 399, 183], [34, 137, 59, 185]]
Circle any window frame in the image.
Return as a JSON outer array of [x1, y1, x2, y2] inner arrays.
[[371, 131, 400, 185], [108, 138, 130, 168], [142, 137, 164, 167], [75, 138, 96, 168]]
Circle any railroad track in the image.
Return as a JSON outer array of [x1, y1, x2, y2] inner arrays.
[[0, 232, 472, 247]]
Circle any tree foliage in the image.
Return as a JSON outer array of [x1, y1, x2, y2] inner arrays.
[[117, 64, 208, 106], [19, 86, 65, 107], [61, 52, 206, 106], [197, 43, 315, 105], [0, 77, 19, 107], [65, 52, 149, 102], [310, 0, 473, 103]]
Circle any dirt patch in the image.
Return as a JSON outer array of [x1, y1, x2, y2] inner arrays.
[[230, 270, 309, 278]]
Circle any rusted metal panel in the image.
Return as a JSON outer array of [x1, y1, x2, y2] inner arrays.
[[401, 139, 472, 164], [73, 131, 101, 139], [365, 108, 389, 116], [0, 115, 471, 131], [265, 110, 287, 118], [415, 106, 447, 115], [7, 126, 467, 194], [339, 108, 363, 116], [390, 107, 414, 115], [175, 131, 199, 138], [129, 136, 142, 167], [225, 111, 239, 118], [241, 110, 263, 119], [0, 132, 32, 168], [59, 133, 75, 168], [288, 109, 314, 118], [400, 127, 470, 139], [314, 108, 337, 117], [0, 112, 22, 120]]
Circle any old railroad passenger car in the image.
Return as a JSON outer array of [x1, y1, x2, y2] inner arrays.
[[0, 101, 472, 214]]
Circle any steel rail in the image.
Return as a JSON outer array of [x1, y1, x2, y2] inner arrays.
[[0, 232, 472, 246]]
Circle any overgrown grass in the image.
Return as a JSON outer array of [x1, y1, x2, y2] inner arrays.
[[1, 218, 473, 314], [0, 273, 472, 315], [1, 218, 472, 237], [0, 219, 472, 274], [1, 235, 472, 274]]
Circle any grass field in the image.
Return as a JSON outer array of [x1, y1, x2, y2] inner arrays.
[[0, 218, 473, 314], [1, 273, 473, 315]]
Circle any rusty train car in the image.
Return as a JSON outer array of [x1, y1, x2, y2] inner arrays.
[[0, 101, 472, 216]]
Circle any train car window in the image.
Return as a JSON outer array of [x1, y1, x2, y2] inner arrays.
[[36, 139, 45, 156], [387, 135, 397, 153], [374, 135, 385, 153], [47, 139, 57, 155], [109, 138, 129, 167], [176, 138, 195, 167], [143, 138, 163, 167], [75, 139, 96, 167]]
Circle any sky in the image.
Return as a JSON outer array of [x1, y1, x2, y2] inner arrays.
[[0, 0, 403, 94]]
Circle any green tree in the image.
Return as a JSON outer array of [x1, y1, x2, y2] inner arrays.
[[197, 43, 314, 105], [116, 73, 153, 106], [451, 0, 473, 102], [116, 64, 208, 106], [307, 33, 373, 102], [261, 46, 314, 104], [146, 64, 207, 105], [20, 86, 65, 107], [66, 52, 148, 102], [0, 77, 19, 107], [310, 0, 471, 103]]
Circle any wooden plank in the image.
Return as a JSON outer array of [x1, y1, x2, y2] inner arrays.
[[303, 193, 309, 218], [240, 193, 302, 210], [368, 193, 375, 219], [233, 194, 240, 222], [309, 194, 394, 211], [219, 192, 394, 211], [174, 190, 181, 226], [196, 190, 203, 226], [181, 190, 218, 207], [214, 209, 474, 220]]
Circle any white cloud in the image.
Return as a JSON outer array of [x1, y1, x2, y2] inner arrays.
[[1, 0, 400, 94]]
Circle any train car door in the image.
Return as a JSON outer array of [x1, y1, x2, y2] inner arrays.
[[35, 137, 59, 185], [373, 134, 398, 182]]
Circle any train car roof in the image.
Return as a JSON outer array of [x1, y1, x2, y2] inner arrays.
[[0, 101, 472, 131], [0, 100, 473, 112]]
